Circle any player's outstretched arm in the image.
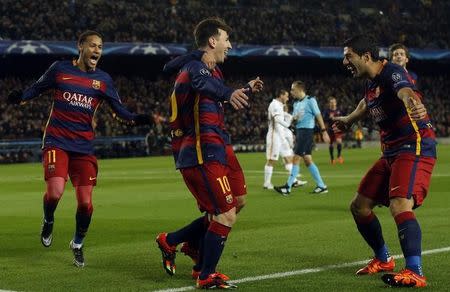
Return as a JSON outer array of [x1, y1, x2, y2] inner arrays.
[[397, 87, 427, 121], [108, 99, 153, 126], [332, 98, 367, 132]]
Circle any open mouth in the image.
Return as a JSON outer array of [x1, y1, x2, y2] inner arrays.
[[224, 50, 228, 58], [346, 64, 356, 76], [89, 55, 99, 66]]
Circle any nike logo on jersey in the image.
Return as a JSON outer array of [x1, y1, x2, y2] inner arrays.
[[89, 176, 96, 181]]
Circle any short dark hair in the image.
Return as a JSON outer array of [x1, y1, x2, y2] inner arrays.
[[389, 43, 410, 60], [343, 35, 380, 61], [78, 30, 103, 46], [292, 80, 305, 91], [194, 17, 232, 48], [277, 89, 289, 97]]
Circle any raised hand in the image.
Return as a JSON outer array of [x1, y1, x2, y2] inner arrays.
[[247, 77, 264, 93], [406, 97, 427, 121], [331, 116, 351, 132], [229, 88, 249, 110]]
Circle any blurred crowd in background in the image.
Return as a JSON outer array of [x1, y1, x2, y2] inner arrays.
[[1, 0, 449, 48], [1, 73, 448, 162]]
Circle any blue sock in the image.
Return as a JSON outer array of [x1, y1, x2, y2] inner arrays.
[[74, 211, 92, 245], [354, 212, 389, 262], [287, 164, 299, 189], [199, 222, 230, 280], [395, 212, 423, 276], [43, 195, 58, 223], [166, 216, 207, 246], [375, 244, 390, 262], [308, 163, 325, 188]]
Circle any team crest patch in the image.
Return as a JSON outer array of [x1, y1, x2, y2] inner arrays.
[[171, 129, 184, 137], [391, 72, 402, 82], [225, 194, 233, 204], [199, 68, 211, 76], [92, 80, 101, 89], [48, 164, 55, 173]]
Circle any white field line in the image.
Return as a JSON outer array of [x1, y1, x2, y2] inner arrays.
[[151, 246, 450, 292], [1, 247, 449, 292]]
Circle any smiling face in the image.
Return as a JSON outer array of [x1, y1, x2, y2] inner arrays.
[[211, 29, 232, 64], [391, 48, 409, 68], [77, 35, 102, 71], [343, 46, 368, 78]]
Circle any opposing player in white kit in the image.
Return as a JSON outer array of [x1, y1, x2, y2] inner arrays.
[[264, 90, 306, 189]]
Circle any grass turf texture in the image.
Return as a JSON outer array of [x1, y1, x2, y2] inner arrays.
[[0, 145, 449, 291]]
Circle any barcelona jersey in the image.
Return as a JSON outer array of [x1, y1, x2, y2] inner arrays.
[[20, 60, 137, 154], [168, 60, 234, 169], [364, 61, 436, 157]]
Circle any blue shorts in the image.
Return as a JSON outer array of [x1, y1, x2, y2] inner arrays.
[[294, 128, 314, 156]]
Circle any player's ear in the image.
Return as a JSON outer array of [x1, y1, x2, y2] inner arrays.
[[208, 36, 217, 49], [363, 52, 371, 62]]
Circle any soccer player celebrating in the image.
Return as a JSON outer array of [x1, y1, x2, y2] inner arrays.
[[323, 96, 345, 164], [6, 30, 152, 267], [155, 17, 262, 289], [389, 43, 418, 84], [333, 35, 436, 288], [274, 81, 330, 195]]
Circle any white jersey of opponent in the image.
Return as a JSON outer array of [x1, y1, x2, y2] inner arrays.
[[283, 112, 295, 150], [266, 99, 293, 160]]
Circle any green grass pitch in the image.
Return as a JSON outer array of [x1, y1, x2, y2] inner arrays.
[[0, 145, 449, 291]]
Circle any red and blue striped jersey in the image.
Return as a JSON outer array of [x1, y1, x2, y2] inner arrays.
[[168, 59, 234, 169], [323, 108, 344, 130], [364, 61, 436, 157], [20, 60, 138, 154]]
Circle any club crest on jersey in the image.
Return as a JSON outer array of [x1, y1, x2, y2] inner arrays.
[[199, 68, 211, 76], [392, 72, 402, 82], [92, 80, 101, 89]]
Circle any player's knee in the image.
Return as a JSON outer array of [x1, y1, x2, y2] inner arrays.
[[389, 197, 414, 217], [46, 184, 64, 199], [350, 196, 371, 217], [77, 201, 93, 215]]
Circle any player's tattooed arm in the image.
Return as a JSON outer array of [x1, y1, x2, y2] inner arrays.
[[397, 87, 427, 121], [332, 98, 367, 132]]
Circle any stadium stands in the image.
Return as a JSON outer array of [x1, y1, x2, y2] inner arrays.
[[1, 0, 449, 48]]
